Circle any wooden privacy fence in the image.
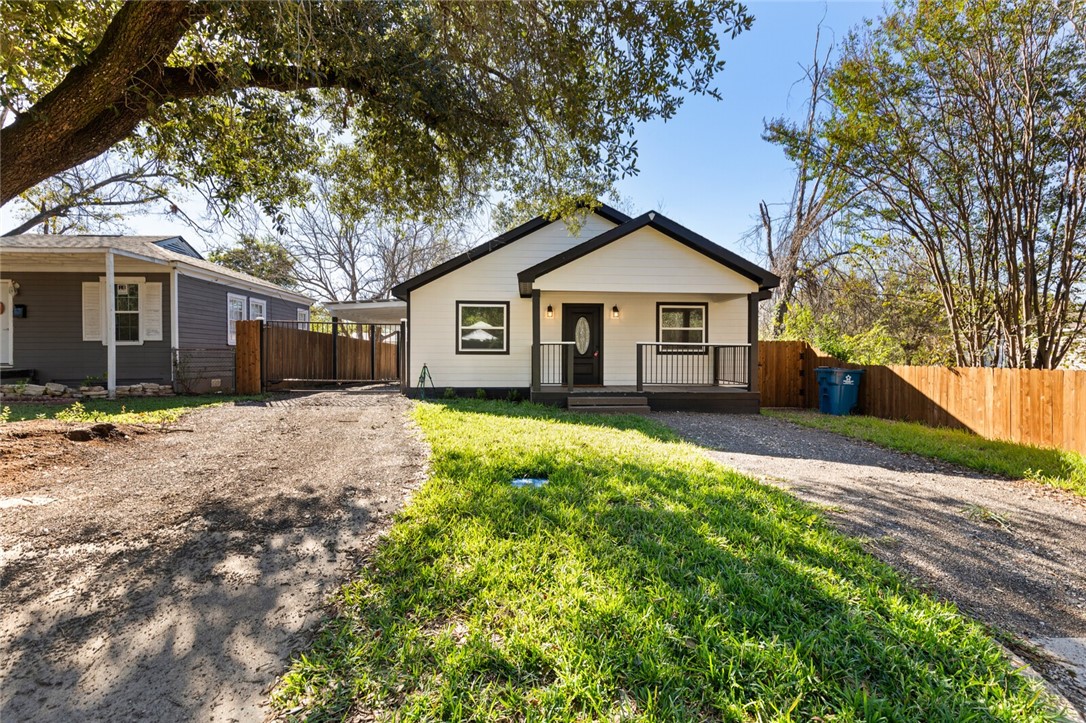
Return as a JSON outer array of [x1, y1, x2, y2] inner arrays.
[[760, 340, 1086, 454], [235, 319, 401, 394]]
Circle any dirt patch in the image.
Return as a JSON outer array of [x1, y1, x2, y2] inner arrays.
[[0, 420, 158, 496], [654, 411, 1086, 717], [0, 390, 427, 722]]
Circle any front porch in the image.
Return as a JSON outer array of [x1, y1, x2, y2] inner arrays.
[[528, 291, 762, 413]]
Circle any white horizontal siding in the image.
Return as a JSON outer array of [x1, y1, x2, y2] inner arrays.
[[534, 226, 759, 294], [409, 215, 617, 387]]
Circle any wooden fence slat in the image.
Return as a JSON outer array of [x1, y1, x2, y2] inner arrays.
[[760, 340, 1086, 454]]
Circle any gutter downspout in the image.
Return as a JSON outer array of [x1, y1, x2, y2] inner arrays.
[[105, 250, 117, 399]]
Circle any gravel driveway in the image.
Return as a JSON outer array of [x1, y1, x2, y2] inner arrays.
[[655, 411, 1086, 716], [1, 389, 426, 722]]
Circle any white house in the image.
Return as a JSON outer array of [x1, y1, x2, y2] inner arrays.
[[391, 205, 779, 412]]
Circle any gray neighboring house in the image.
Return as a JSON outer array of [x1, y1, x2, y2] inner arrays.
[[0, 234, 312, 395]]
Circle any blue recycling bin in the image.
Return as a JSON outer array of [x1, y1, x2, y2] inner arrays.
[[815, 367, 864, 415]]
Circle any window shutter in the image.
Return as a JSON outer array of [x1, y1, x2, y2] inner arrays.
[[141, 282, 163, 341], [82, 282, 102, 341]]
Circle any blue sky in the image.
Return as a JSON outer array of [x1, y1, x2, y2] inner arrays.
[[612, 0, 879, 256], [3, 1, 882, 258]]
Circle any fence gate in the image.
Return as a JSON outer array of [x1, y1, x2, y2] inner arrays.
[[235, 319, 402, 393]]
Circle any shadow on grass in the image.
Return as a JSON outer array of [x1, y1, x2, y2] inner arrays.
[[422, 398, 682, 442], [273, 401, 1058, 721]]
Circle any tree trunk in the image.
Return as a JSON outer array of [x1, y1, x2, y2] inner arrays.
[[0, 2, 200, 204]]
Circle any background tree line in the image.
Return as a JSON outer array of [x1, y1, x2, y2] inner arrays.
[[760, 0, 1086, 369]]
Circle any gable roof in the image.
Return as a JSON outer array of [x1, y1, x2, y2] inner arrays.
[[389, 203, 631, 300], [517, 211, 780, 296], [0, 234, 312, 304]]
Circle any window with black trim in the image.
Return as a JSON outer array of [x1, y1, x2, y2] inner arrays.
[[658, 303, 707, 353], [457, 301, 508, 353]]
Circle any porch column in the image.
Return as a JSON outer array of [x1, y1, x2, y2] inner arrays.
[[747, 291, 771, 393], [531, 290, 540, 392], [105, 250, 117, 399]]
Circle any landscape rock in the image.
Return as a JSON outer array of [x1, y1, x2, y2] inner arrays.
[[64, 429, 94, 442], [45, 383, 67, 396], [21, 384, 46, 397]]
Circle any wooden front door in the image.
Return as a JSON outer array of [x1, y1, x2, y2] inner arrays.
[[562, 304, 603, 385]]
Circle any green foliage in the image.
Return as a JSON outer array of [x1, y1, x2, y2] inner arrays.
[[273, 400, 1059, 720], [442, 387, 457, 400], [207, 235, 298, 288], [820, 0, 1086, 367], [5, 395, 264, 425], [474, 388, 488, 400], [764, 409, 1086, 497], [781, 306, 901, 365], [0, 405, 10, 424], [3, 1, 754, 218], [775, 253, 956, 366]]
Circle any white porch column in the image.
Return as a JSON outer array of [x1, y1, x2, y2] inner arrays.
[[169, 265, 180, 382], [105, 249, 117, 399]]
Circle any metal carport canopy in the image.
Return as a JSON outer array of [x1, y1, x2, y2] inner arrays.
[[323, 299, 407, 324]]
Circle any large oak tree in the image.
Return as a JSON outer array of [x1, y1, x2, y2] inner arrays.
[[1, 0, 753, 214]]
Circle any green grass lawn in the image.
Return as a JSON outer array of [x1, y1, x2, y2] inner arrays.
[[1, 394, 264, 425], [763, 409, 1086, 497], [273, 400, 1061, 721]]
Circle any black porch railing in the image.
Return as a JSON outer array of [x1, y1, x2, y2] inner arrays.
[[533, 341, 574, 391], [636, 343, 750, 392]]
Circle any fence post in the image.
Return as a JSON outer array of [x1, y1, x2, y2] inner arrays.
[[370, 324, 377, 381], [331, 316, 339, 381], [259, 320, 266, 394], [636, 343, 644, 392], [712, 346, 721, 387], [234, 320, 262, 395]]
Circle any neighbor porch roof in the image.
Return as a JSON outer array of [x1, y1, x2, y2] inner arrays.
[[0, 234, 313, 305]]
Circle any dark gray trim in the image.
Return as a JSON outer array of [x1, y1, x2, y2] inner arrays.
[[748, 292, 766, 393], [518, 212, 780, 296], [655, 301, 709, 355], [455, 300, 511, 355], [531, 291, 541, 391], [390, 204, 631, 300]]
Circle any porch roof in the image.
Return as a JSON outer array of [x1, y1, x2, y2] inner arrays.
[[517, 211, 780, 297]]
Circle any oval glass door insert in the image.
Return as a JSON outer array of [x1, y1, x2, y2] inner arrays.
[[574, 316, 590, 354]]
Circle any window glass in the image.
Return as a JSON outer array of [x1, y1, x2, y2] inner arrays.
[[114, 284, 140, 341], [458, 303, 507, 352], [227, 295, 246, 344], [659, 305, 706, 349]]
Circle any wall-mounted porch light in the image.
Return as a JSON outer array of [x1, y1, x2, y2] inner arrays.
[[612, 305, 620, 319], [546, 305, 554, 318]]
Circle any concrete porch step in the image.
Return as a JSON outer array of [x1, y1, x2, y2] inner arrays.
[[567, 396, 649, 407]]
